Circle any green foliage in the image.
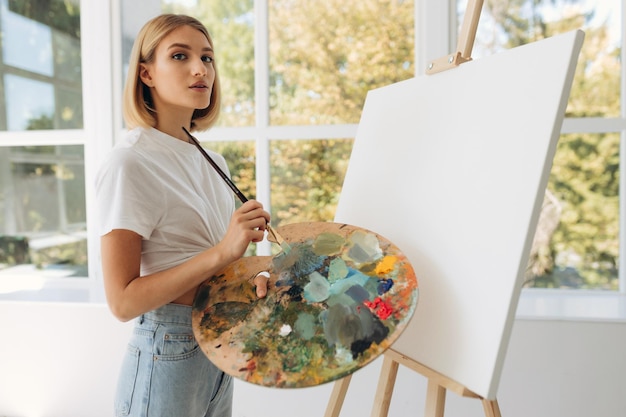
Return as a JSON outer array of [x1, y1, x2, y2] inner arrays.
[[9, 0, 80, 37], [270, 139, 353, 226], [26, 114, 54, 130], [204, 140, 257, 201], [269, 0, 415, 124], [31, 239, 87, 270], [545, 132, 620, 289]]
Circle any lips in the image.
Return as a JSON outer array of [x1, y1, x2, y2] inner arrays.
[[190, 82, 208, 89]]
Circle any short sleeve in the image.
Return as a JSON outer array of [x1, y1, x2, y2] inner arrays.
[[95, 149, 164, 238]]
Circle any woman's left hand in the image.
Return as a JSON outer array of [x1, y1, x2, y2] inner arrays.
[[253, 271, 269, 298]]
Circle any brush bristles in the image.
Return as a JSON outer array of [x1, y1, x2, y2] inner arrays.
[[267, 224, 291, 254]]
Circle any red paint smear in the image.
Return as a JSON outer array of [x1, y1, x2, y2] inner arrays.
[[239, 359, 257, 372], [364, 297, 393, 320]]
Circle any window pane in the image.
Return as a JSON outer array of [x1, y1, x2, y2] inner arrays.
[[460, 0, 621, 117], [269, 0, 415, 125], [270, 139, 353, 226], [0, 145, 87, 277], [527, 133, 619, 290], [0, 0, 83, 131], [203, 139, 257, 201], [57, 87, 83, 129], [121, 0, 255, 127], [2, 5, 53, 76], [53, 26, 82, 84], [4, 75, 54, 131]]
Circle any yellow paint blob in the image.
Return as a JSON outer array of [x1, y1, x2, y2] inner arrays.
[[375, 255, 398, 275]]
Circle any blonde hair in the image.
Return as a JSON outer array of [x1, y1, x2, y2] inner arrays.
[[123, 14, 221, 132]]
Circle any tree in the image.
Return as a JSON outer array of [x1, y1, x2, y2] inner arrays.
[[269, 0, 414, 125]]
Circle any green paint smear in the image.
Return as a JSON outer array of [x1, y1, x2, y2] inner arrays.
[[194, 284, 211, 311], [328, 257, 349, 283], [303, 271, 331, 302], [242, 329, 269, 356], [294, 312, 317, 340], [276, 335, 327, 372], [274, 298, 322, 324], [201, 301, 252, 334], [313, 233, 345, 256]]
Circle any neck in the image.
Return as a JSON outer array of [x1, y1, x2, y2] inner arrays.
[[154, 108, 194, 142]]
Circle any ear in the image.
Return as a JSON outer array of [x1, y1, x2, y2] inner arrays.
[[139, 63, 154, 87]]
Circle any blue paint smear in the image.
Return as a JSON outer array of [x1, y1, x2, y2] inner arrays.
[[303, 271, 331, 303], [328, 269, 370, 296], [377, 279, 394, 295], [345, 284, 369, 303]]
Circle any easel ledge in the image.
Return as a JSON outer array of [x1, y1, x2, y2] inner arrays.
[[324, 349, 502, 417]]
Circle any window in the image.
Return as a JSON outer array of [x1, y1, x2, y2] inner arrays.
[[4, 0, 624, 302], [458, 0, 623, 290], [0, 0, 86, 298]]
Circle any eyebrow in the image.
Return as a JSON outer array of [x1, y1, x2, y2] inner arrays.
[[167, 42, 213, 53]]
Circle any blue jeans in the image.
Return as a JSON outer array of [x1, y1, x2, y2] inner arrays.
[[115, 303, 233, 417]]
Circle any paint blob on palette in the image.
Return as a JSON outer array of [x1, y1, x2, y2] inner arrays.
[[192, 222, 418, 388]]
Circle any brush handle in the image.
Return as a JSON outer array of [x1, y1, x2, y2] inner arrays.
[[183, 127, 290, 250], [183, 127, 248, 204]]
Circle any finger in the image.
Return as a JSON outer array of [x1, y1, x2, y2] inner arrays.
[[240, 199, 264, 213], [254, 271, 270, 298], [240, 201, 271, 224], [239, 209, 269, 227]]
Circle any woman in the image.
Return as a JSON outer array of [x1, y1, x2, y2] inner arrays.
[[95, 14, 270, 417]]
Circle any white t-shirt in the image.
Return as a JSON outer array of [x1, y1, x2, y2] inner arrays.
[[95, 127, 235, 275]]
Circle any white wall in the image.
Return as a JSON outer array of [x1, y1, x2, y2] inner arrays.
[[0, 301, 625, 417]]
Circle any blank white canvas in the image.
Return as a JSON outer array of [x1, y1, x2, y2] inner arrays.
[[334, 30, 584, 400]]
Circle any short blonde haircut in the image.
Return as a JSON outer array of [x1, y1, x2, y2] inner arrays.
[[123, 14, 221, 132]]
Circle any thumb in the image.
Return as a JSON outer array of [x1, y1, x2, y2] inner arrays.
[[254, 271, 270, 298]]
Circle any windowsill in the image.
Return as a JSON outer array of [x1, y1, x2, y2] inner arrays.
[[515, 288, 626, 323], [0, 265, 103, 303]]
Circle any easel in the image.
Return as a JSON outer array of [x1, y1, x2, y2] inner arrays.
[[323, 348, 501, 417], [324, 1, 502, 416]]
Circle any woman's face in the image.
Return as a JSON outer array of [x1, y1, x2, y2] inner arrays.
[[140, 25, 215, 116]]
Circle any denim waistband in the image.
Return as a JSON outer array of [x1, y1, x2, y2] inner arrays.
[[140, 303, 193, 326]]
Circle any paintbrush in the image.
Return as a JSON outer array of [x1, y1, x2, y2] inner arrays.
[[182, 126, 291, 253]]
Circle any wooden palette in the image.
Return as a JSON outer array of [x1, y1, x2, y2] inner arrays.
[[192, 221, 418, 388]]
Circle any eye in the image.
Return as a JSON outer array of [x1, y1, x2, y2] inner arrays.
[[172, 53, 187, 60], [201, 55, 214, 63]]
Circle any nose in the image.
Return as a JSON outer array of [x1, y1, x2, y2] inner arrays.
[[192, 60, 207, 76]]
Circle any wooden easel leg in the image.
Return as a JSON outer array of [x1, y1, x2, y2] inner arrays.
[[324, 375, 352, 417], [424, 380, 446, 417], [482, 399, 501, 417], [370, 355, 400, 417]]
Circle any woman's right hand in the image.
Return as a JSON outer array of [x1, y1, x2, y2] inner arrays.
[[217, 200, 271, 263]]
